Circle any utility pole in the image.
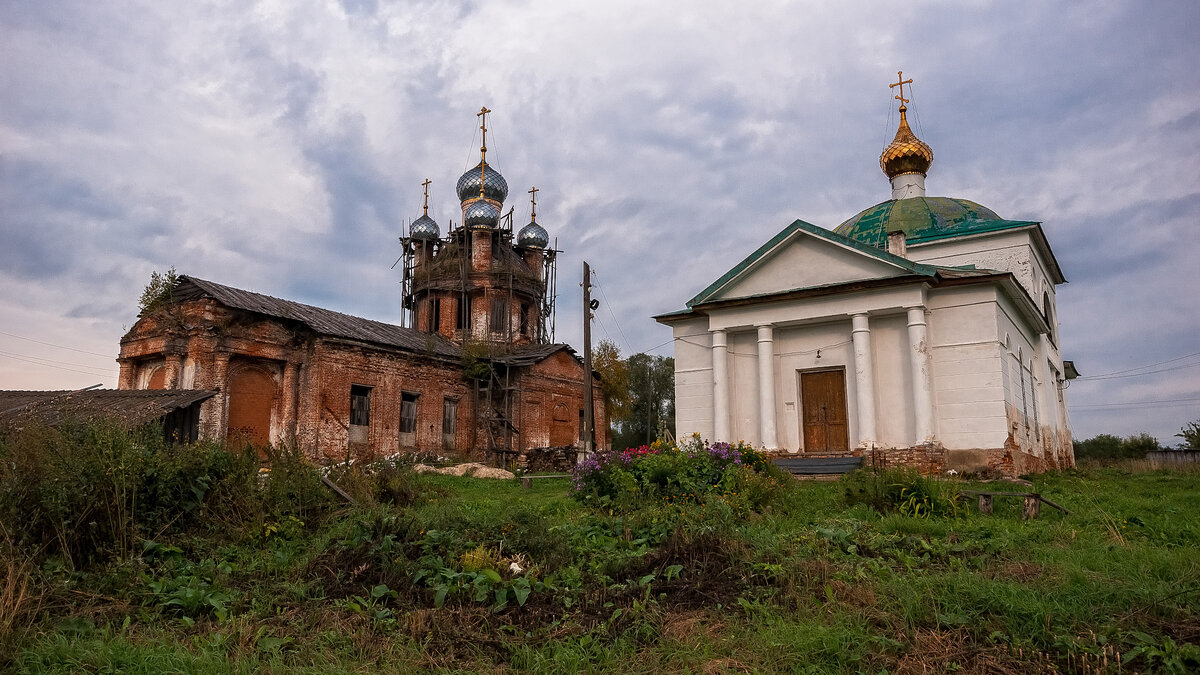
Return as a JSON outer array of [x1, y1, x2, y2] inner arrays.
[[582, 261, 595, 457]]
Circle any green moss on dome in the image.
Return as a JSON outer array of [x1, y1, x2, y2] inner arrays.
[[834, 197, 1004, 248]]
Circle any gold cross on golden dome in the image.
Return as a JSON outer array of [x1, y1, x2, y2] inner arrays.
[[528, 186, 538, 220], [890, 71, 913, 109], [421, 178, 431, 215]]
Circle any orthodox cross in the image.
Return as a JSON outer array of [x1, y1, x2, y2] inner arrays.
[[528, 186, 538, 220], [890, 71, 913, 109], [421, 178, 431, 215], [477, 106, 491, 198]]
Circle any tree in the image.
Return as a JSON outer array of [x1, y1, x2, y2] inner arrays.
[[612, 352, 674, 450], [138, 266, 179, 314], [1074, 432, 1161, 459], [1177, 420, 1200, 450], [593, 340, 630, 429]]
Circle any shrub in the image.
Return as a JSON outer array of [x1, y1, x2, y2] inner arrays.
[[0, 420, 334, 568], [571, 438, 785, 513], [842, 468, 962, 518]]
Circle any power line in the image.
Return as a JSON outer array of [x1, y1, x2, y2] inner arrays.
[[0, 351, 117, 379], [0, 349, 116, 374], [1072, 395, 1200, 410], [1079, 361, 1200, 382], [1079, 351, 1200, 379], [589, 269, 633, 354], [0, 329, 114, 358]]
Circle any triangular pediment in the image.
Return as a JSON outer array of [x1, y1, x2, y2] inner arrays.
[[691, 220, 936, 306]]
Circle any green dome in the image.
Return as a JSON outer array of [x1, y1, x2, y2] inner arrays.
[[834, 196, 1002, 248]]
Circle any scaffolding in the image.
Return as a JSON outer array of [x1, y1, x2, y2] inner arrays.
[[397, 213, 558, 467]]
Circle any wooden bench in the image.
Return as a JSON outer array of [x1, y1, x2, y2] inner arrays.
[[959, 490, 1070, 519], [518, 474, 572, 489]]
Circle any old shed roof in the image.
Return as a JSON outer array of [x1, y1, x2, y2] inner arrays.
[[175, 276, 463, 358], [0, 389, 216, 429]]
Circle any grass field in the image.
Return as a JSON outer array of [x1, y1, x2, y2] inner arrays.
[[2, 453, 1198, 673]]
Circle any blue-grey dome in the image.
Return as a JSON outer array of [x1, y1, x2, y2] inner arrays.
[[463, 199, 500, 229], [456, 162, 508, 203], [516, 221, 549, 249], [410, 214, 440, 240]]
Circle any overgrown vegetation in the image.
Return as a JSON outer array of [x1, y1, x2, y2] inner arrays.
[[2, 421, 1198, 673], [137, 266, 179, 315]]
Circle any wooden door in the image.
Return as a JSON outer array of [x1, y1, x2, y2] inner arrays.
[[800, 369, 849, 453]]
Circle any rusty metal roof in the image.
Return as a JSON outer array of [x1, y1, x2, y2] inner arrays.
[[490, 343, 580, 368], [0, 389, 216, 429], [176, 276, 462, 358]]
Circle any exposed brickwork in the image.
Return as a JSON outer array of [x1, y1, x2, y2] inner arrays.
[[118, 292, 605, 466]]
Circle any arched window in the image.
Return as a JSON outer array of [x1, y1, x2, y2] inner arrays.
[[1043, 292, 1056, 345]]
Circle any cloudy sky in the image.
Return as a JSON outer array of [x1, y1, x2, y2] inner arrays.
[[2, 0, 1197, 444]]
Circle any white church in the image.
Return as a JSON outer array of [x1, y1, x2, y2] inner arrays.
[[656, 77, 1076, 476]]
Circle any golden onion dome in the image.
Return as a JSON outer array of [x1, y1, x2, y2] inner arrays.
[[879, 105, 933, 179]]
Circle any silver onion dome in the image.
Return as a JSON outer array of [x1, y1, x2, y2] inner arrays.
[[456, 162, 509, 204], [516, 221, 549, 249], [463, 199, 500, 229], [410, 214, 440, 240]]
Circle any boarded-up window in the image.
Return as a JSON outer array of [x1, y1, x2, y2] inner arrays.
[[146, 367, 166, 390], [520, 303, 530, 336], [350, 385, 371, 426], [442, 398, 457, 443], [490, 297, 507, 332], [400, 392, 419, 434]]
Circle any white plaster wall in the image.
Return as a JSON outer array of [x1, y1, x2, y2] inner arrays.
[[927, 286, 1010, 449], [712, 234, 905, 300], [671, 318, 714, 442], [727, 330, 762, 447], [911, 231, 1038, 298], [868, 313, 915, 446]]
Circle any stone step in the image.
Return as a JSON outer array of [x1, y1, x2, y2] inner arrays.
[[773, 455, 864, 475]]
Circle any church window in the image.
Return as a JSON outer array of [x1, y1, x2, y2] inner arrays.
[[491, 297, 507, 332], [1030, 360, 1040, 440], [1043, 292, 1056, 346], [520, 303, 530, 335], [399, 392, 419, 434], [1018, 351, 1029, 435], [350, 385, 372, 427], [457, 296, 470, 330], [430, 298, 441, 333], [442, 398, 457, 444]]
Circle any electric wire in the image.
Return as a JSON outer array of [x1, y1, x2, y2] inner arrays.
[[0, 329, 113, 358], [1077, 351, 1200, 380], [0, 351, 117, 379], [1072, 396, 1200, 410]]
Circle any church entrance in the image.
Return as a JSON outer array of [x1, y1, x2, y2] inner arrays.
[[226, 365, 277, 454], [799, 369, 849, 453]]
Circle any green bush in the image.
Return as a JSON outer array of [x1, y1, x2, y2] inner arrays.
[[0, 420, 334, 568], [571, 439, 786, 514], [842, 468, 962, 518]]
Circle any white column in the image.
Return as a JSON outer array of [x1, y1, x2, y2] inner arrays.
[[906, 306, 934, 443], [756, 324, 778, 449], [711, 329, 730, 442], [850, 313, 877, 446]]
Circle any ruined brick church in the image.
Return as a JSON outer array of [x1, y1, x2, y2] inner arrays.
[[118, 111, 605, 467]]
